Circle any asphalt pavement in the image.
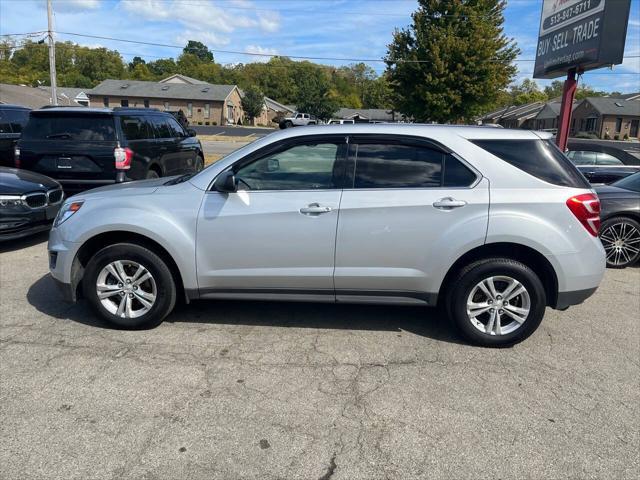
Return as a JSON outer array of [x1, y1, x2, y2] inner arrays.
[[0, 236, 638, 479], [193, 125, 275, 137]]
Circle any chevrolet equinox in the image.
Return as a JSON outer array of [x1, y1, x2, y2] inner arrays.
[[48, 125, 606, 346]]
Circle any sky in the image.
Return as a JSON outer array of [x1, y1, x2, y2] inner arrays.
[[0, 0, 639, 92]]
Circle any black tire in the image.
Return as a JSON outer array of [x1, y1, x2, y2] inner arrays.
[[146, 168, 160, 179], [195, 155, 204, 172], [599, 216, 640, 269], [446, 258, 546, 347], [82, 243, 177, 329], [284, 121, 293, 128]]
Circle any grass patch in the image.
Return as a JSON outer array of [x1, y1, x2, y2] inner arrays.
[[198, 134, 257, 142]]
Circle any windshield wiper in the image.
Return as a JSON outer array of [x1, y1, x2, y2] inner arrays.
[[164, 173, 194, 185], [46, 132, 72, 139]]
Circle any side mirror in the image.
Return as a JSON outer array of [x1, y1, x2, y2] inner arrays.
[[213, 170, 237, 193], [187, 128, 197, 137]]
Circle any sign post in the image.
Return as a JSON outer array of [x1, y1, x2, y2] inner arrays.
[[556, 69, 577, 151], [533, 0, 632, 148]]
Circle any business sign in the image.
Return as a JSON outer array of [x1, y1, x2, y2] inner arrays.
[[534, 0, 631, 79]]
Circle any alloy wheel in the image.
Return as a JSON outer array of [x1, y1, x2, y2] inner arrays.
[[96, 260, 157, 318], [466, 276, 531, 336], [600, 221, 640, 267]]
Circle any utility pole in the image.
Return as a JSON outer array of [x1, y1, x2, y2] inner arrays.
[[47, 0, 58, 106]]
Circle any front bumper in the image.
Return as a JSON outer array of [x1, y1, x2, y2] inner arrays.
[[0, 204, 59, 242], [52, 275, 77, 303], [48, 226, 82, 302]]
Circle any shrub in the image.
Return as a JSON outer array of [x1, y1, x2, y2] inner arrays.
[[574, 132, 598, 139], [623, 133, 629, 140], [614, 134, 620, 140], [205, 122, 210, 125], [212, 121, 217, 126]]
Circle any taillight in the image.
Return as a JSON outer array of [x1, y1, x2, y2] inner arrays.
[[566, 193, 600, 237], [14, 146, 20, 168], [114, 147, 133, 170]]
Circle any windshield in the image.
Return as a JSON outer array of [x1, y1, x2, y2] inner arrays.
[[21, 114, 116, 141], [612, 172, 640, 193]]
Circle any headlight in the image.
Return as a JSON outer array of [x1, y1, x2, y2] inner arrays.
[[0, 195, 25, 208], [54, 201, 84, 227]]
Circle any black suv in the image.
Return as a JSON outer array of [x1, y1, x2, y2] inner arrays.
[[16, 107, 204, 191], [0, 104, 31, 167]]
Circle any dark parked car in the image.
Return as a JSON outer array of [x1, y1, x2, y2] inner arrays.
[[595, 172, 640, 268], [0, 167, 63, 241], [16, 107, 204, 192], [0, 104, 30, 167], [566, 141, 640, 184]]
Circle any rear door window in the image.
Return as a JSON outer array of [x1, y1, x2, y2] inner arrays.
[[120, 115, 154, 140], [472, 139, 589, 188], [351, 142, 442, 188], [21, 115, 116, 141]]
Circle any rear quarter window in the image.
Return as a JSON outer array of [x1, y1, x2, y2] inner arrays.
[[472, 139, 590, 188], [21, 115, 116, 141]]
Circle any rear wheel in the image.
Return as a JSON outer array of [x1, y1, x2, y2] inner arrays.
[[284, 121, 293, 128], [446, 258, 546, 347], [82, 243, 176, 329], [599, 216, 640, 268]]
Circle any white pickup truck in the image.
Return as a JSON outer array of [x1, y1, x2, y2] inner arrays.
[[279, 112, 318, 129]]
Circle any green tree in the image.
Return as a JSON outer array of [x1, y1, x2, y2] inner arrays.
[[293, 64, 339, 120], [509, 78, 547, 105], [241, 86, 265, 125], [183, 40, 213, 63], [543, 80, 564, 99], [128, 56, 146, 71], [147, 58, 177, 77], [385, 0, 518, 122]]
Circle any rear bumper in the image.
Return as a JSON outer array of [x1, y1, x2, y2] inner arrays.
[[554, 287, 598, 310]]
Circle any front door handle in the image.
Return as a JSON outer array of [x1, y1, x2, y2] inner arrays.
[[300, 203, 332, 215], [433, 197, 467, 209]]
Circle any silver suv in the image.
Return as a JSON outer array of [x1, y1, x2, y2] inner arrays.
[[48, 125, 605, 346]]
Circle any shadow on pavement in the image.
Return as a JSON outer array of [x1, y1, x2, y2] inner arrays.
[[27, 274, 464, 344], [0, 231, 49, 254]]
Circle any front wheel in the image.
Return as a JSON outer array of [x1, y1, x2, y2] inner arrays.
[[446, 258, 546, 347], [599, 216, 640, 268], [82, 243, 177, 329]]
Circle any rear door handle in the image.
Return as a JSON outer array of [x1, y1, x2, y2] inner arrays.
[[300, 203, 332, 215], [433, 197, 467, 209]]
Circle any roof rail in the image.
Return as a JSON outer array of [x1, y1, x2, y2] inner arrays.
[[112, 107, 160, 112]]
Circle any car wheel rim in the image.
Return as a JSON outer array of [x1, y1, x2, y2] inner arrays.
[[466, 276, 531, 336], [600, 222, 640, 267], [96, 260, 157, 319]]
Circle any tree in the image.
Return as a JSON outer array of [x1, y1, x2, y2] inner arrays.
[[385, 0, 518, 123], [543, 80, 564, 99], [241, 86, 265, 125], [293, 64, 339, 120], [128, 56, 146, 71], [183, 40, 213, 63], [509, 78, 547, 105]]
